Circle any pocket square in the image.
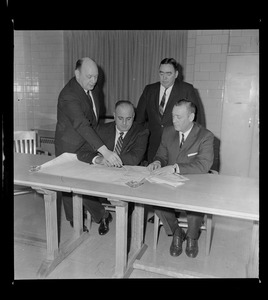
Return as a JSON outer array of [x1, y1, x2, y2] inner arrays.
[[187, 152, 198, 157]]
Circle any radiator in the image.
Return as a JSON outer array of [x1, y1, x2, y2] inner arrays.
[[40, 137, 55, 155]]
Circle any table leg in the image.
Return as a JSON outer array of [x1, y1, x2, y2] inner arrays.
[[33, 189, 89, 277], [124, 203, 148, 277], [112, 201, 128, 278], [33, 188, 58, 261], [131, 203, 144, 249], [246, 220, 259, 278], [72, 193, 83, 238]]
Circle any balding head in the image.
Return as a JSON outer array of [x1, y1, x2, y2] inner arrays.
[[75, 57, 98, 91]]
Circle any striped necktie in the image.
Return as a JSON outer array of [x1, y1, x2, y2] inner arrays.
[[159, 88, 168, 116], [180, 133, 184, 148], [114, 132, 124, 155]]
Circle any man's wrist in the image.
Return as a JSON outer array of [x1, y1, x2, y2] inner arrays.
[[97, 145, 107, 155], [92, 154, 102, 165], [173, 163, 180, 174]]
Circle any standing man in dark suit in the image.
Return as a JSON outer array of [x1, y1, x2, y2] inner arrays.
[[55, 57, 122, 230], [148, 99, 214, 258], [136, 58, 205, 164], [77, 100, 149, 235]]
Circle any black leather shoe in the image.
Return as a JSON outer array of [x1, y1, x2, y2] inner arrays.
[[170, 228, 186, 257], [98, 212, 113, 235], [185, 236, 199, 258], [69, 221, 89, 232]]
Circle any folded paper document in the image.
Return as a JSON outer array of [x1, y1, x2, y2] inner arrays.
[[146, 173, 189, 187]]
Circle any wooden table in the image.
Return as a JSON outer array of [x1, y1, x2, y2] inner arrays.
[[14, 153, 259, 278]]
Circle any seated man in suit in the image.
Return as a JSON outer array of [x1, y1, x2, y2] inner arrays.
[[77, 100, 149, 235], [148, 99, 214, 258]]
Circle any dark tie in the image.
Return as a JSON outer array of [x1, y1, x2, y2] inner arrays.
[[159, 88, 168, 116], [180, 133, 184, 148], [114, 132, 124, 155]]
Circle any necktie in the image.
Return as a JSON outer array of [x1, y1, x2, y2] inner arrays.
[[87, 90, 93, 108], [159, 88, 168, 116], [87, 90, 97, 119], [114, 132, 124, 155], [180, 133, 184, 148]]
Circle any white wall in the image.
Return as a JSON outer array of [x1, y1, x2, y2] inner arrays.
[[14, 30, 64, 131]]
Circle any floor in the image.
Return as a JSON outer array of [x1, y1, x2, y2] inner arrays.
[[14, 191, 256, 279]]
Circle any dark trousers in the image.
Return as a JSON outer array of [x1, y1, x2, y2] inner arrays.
[[155, 207, 204, 239], [61, 192, 110, 224]]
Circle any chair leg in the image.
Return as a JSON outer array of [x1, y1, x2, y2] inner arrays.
[[153, 213, 160, 249], [205, 214, 213, 255]]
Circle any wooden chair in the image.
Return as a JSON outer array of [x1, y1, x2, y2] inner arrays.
[[14, 130, 48, 195], [153, 211, 212, 255], [153, 170, 218, 256]]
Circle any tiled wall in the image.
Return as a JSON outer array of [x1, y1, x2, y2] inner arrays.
[[185, 29, 259, 138], [14, 31, 64, 131]]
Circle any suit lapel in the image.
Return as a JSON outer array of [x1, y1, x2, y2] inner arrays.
[[178, 123, 199, 154], [152, 83, 161, 115], [161, 83, 179, 122], [121, 125, 135, 152]]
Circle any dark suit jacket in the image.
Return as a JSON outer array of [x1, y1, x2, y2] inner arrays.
[[135, 80, 204, 163], [55, 77, 104, 156], [77, 121, 149, 166], [154, 122, 214, 174]]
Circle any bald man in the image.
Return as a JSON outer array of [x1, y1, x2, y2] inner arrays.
[[55, 57, 122, 230], [77, 100, 149, 235]]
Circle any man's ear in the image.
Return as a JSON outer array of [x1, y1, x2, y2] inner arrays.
[[74, 69, 79, 80], [189, 113, 195, 122]]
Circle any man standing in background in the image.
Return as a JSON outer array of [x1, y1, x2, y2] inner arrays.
[[136, 58, 205, 165], [55, 57, 122, 230]]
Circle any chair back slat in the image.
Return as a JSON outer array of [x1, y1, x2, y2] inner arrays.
[[14, 131, 37, 154]]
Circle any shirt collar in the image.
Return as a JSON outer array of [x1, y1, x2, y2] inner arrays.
[[115, 127, 127, 138], [180, 124, 194, 140], [160, 84, 173, 94]]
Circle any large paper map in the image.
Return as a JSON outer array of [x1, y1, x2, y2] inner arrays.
[[34, 153, 188, 187]]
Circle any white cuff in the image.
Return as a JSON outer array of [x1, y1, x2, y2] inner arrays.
[[92, 154, 101, 164], [173, 163, 180, 174]]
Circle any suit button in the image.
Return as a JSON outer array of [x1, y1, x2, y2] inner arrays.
[[161, 125, 164, 128]]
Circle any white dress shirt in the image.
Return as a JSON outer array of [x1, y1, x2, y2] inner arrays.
[[85, 89, 97, 119]]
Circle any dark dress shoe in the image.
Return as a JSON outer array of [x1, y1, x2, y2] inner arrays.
[[69, 221, 89, 232], [170, 228, 186, 257], [185, 236, 199, 258], [98, 212, 113, 235]]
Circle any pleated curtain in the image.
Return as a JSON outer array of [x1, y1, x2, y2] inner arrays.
[[64, 30, 187, 115]]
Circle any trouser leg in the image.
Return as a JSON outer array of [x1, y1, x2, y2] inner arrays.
[[186, 211, 204, 239], [83, 195, 110, 224], [62, 191, 110, 224], [62, 191, 73, 222], [154, 207, 179, 236]]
